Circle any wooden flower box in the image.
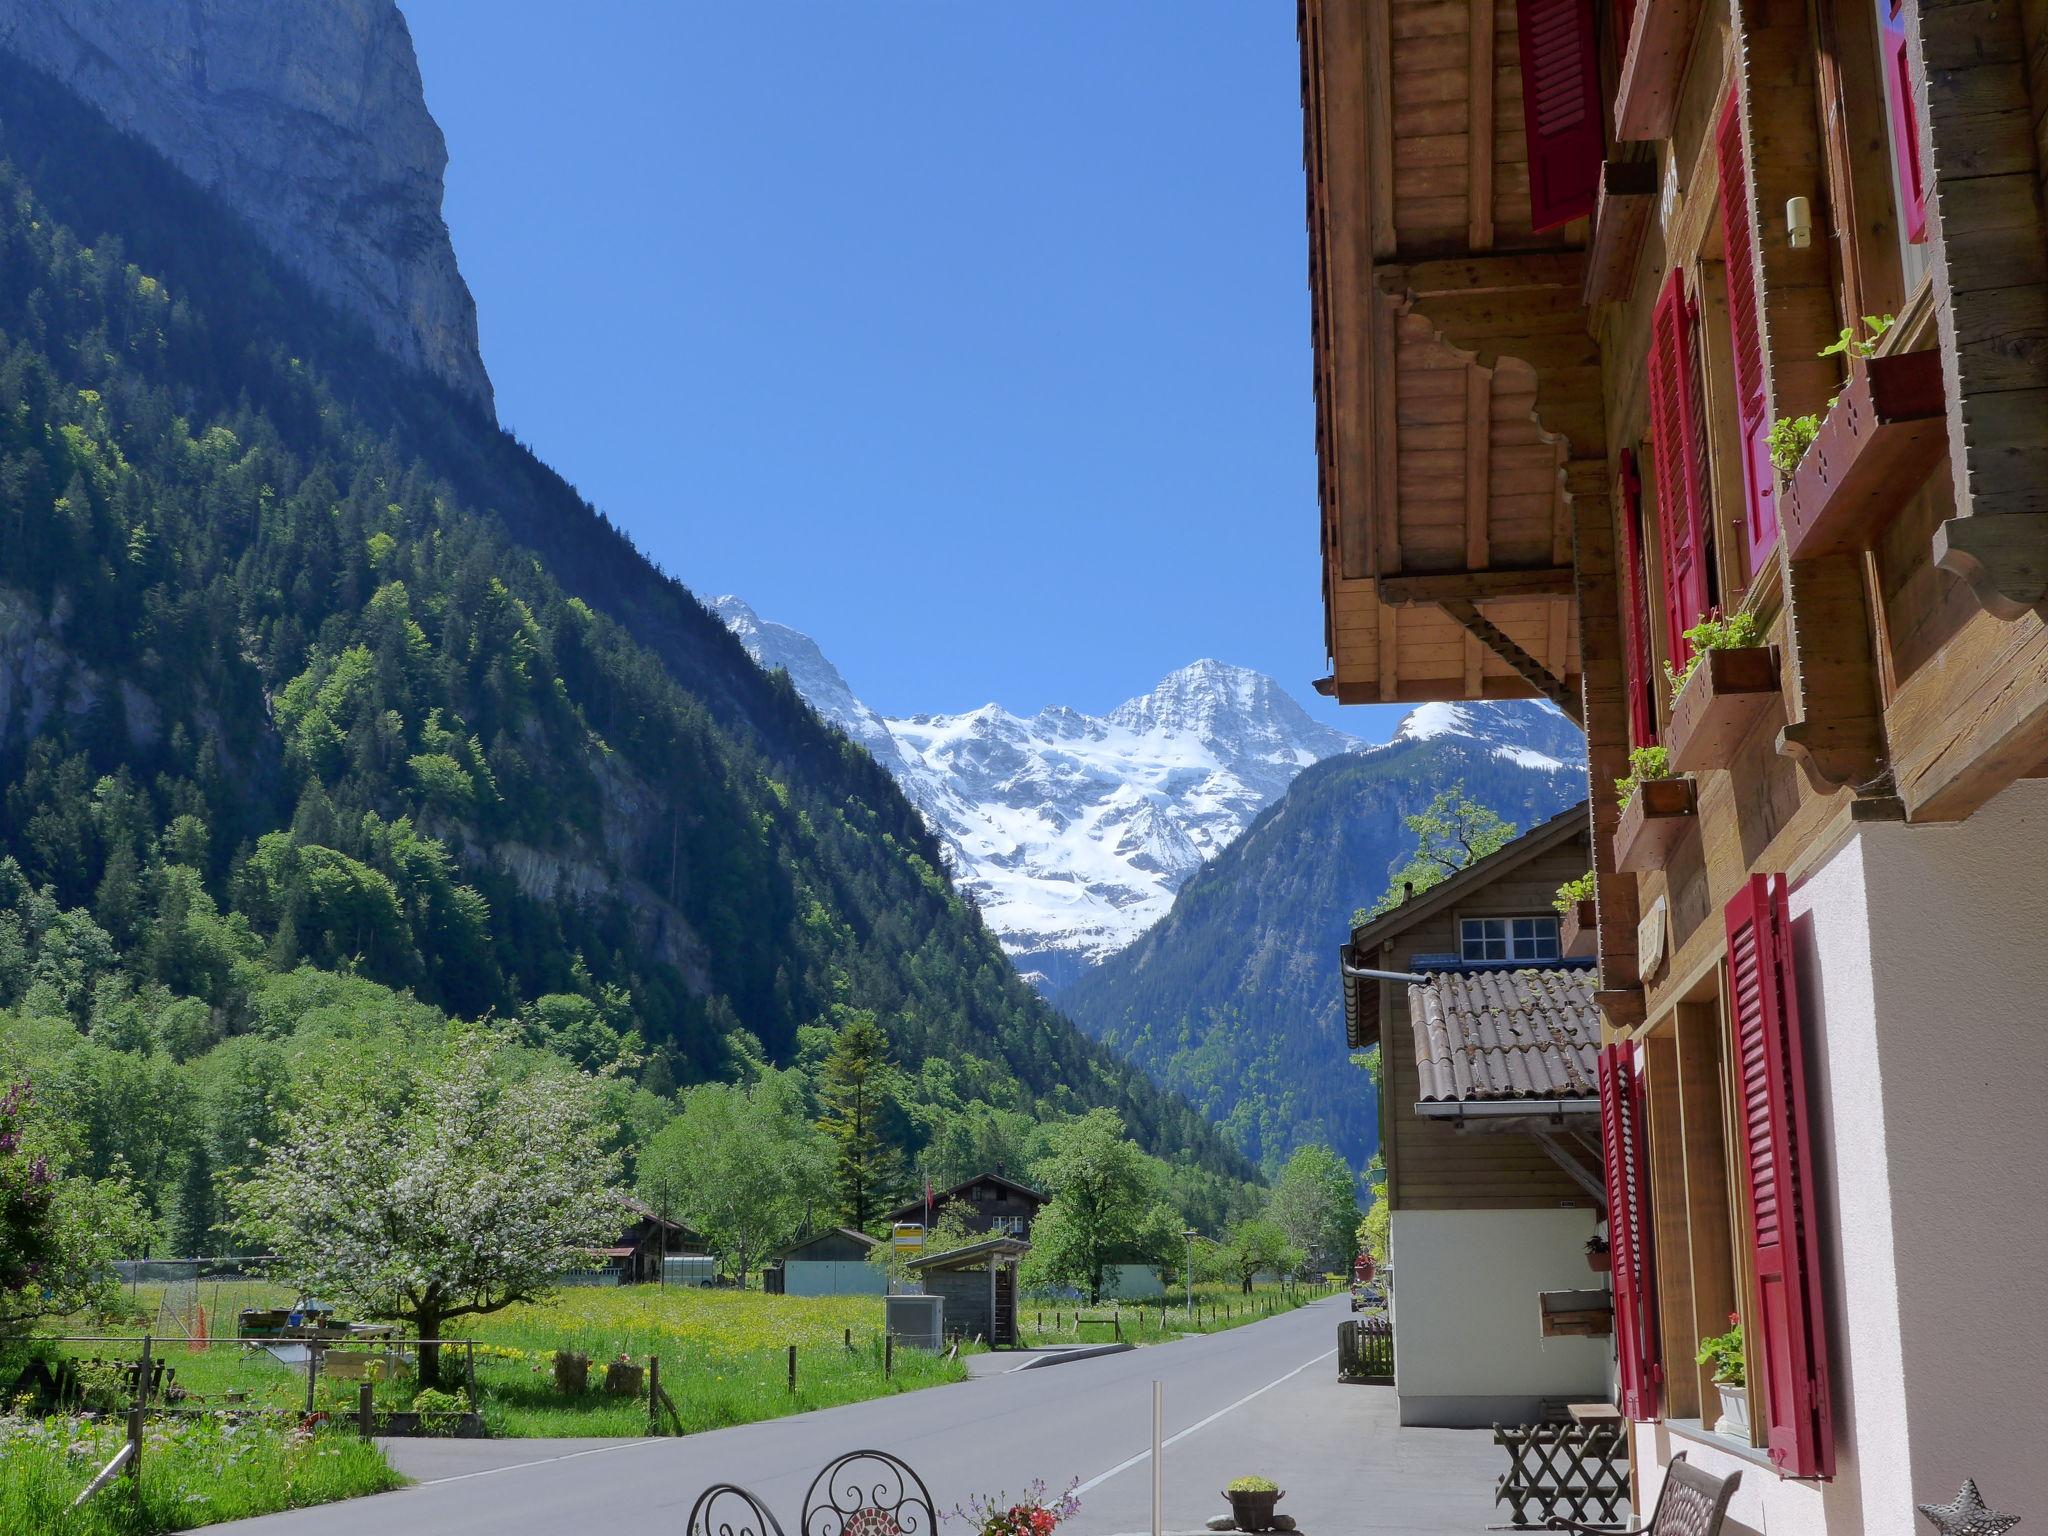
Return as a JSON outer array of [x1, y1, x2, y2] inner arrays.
[[1665, 647, 1781, 774], [1781, 350, 1947, 559], [1614, 0, 1702, 141], [1540, 1289, 1615, 1338], [1560, 897, 1598, 957], [1614, 777, 1697, 874]]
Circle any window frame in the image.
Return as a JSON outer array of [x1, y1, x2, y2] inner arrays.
[[1458, 915, 1563, 964]]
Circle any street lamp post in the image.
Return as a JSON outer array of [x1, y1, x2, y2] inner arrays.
[[1183, 1229, 1197, 1320]]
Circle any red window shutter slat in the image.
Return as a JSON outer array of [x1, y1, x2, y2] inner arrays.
[[1715, 91, 1779, 579], [1646, 271, 1711, 668], [1516, 0, 1604, 231], [1599, 1043, 1660, 1420], [1880, 0, 1930, 243], [1618, 450, 1657, 748], [1725, 874, 1835, 1479]]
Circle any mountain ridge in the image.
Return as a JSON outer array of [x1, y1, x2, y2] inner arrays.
[[709, 599, 1363, 990]]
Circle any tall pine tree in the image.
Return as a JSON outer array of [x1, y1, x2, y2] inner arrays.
[[816, 1012, 905, 1230]]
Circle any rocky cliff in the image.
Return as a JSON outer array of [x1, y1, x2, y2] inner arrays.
[[0, 0, 493, 411]]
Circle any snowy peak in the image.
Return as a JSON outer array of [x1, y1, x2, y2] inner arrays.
[[707, 596, 906, 773], [711, 601, 1362, 991], [1388, 699, 1587, 772]]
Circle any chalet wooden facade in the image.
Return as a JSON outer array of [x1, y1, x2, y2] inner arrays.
[[1342, 804, 1610, 1426], [1300, 3, 2048, 1531]]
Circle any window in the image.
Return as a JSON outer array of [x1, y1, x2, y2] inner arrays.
[[1459, 916, 1562, 963], [1875, 0, 1934, 294]]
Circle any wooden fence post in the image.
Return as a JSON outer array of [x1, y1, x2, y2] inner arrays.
[[357, 1382, 373, 1440], [648, 1357, 661, 1434], [787, 1344, 797, 1393], [885, 1331, 894, 1378], [127, 1335, 151, 1483]]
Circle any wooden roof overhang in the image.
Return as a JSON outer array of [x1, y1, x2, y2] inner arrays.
[[1302, 0, 1607, 712]]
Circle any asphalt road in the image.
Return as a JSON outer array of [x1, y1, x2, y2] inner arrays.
[[218, 1295, 1499, 1535]]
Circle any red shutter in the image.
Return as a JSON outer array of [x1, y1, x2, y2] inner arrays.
[[1715, 90, 1778, 578], [1618, 450, 1657, 748], [1725, 874, 1835, 1480], [1646, 270, 1711, 668], [1880, 0, 1929, 243], [1517, 0, 1604, 231], [1599, 1043, 1660, 1421], [1612, 0, 1638, 52]]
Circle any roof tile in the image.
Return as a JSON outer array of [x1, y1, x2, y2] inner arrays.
[[1406, 968, 1599, 1102]]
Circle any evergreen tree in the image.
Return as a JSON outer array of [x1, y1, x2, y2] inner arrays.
[[815, 1011, 905, 1229]]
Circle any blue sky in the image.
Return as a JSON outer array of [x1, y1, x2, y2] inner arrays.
[[401, 3, 1406, 743]]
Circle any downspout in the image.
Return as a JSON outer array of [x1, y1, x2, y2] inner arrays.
[[1341, 960, 1430, 984]]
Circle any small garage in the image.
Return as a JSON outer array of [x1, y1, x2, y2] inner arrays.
[[770, 1227, 885, 1297]]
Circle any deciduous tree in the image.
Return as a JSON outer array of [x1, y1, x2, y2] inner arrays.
[[1358, 783, 1518, 921], [227, 1036, 619, 1385], [1023, 1108, 1154, 1303]]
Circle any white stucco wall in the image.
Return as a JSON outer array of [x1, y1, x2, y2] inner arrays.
[[784, 1260, 887, 1297], [1635, 777, 2048, 1536], [1388, 1205, 1610, 1424]]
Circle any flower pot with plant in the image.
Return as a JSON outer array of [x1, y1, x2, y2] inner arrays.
[[1612, 746, 1697, 873], [1584, 1234, 1611, 1274], [952, 1480, 1082, 1536], [1696, 1316, 1748, 1437], [1223, 1477, 1286, 1532], [1555, 873, 1596, 956], [1663, 610, 1780, 774]]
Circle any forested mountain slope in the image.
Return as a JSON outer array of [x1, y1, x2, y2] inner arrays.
[[1059, 703, 1585, 1170], [0, 54, 1246, 1183]]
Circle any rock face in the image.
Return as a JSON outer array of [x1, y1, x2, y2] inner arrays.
[[0, 0, 493, 411]]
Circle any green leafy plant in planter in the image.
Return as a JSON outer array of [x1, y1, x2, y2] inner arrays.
[[1664, 609, 1764, 700], [1613, 746, 1672, 804], [1694, 1318, 1745, 1386], [1767, 314, 1896, 481], [1223, 1477, 1286, 1533], [1553, 872, 1595, 918]]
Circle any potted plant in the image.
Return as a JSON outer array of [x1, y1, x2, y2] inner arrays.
[[1555, 873, 1596, 956], [1663, 609, 1779, 774], [1223, 1476, 1286, 1532], [1696, 1316, 1747, 1436], [1613, 746, 1697, 873], [1584, 1234, 1611, 1274], [952, 1479, 1081, 1536]]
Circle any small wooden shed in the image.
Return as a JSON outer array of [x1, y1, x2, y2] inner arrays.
[[906, 1234, 1028, 1347], [769, 1227, 884, 1297]]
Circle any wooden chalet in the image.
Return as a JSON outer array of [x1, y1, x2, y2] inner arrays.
[[885, 1172, 1047, 1239], [1343, 804, 1610, 1426], [607, 1197, 703, 1285], [1300, 2, 2048, 1530]]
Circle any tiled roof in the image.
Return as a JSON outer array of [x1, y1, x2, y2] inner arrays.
[[1407, 968, 1599, 1102]]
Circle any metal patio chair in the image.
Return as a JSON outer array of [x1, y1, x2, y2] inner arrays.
[[1546, 1452, 1741, 1536], [801, 1450, 937, 1536], [687, 1483, 787, 1536]]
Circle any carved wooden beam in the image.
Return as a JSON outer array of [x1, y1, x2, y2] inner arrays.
[[1379, 567, 1577, 604], [1439, 598, 1577, 711]]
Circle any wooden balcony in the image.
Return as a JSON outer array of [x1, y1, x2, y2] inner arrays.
[[1614, 0, 1702, 142], [1665, 648, 1782, 774], [1781, 350, 1947, 559], [1614, 777, 1698, 873]]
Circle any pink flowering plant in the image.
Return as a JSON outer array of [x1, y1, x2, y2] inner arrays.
[[0, 1077, 146, 1339], [948, 1479, 1082, 1536]]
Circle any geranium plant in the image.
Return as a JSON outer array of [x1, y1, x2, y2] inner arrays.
[[949, 1479, 1081, 1536], [1553, 872, 1594, 917], [1613, 746, 1671, 804], [1665, 609, 1764, 699], [1695, 1315, 1745, 1386]]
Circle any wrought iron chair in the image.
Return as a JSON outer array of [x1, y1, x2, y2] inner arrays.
[[688, 1483, 788, 1536], [1546, 1452, 1741, 1536], [802, 1450, 937, 1536]]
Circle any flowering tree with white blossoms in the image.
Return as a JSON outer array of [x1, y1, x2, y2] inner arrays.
[[229, 1035, 620, 1385]]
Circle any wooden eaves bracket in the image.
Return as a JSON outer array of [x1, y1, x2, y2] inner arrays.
[[1438, 597, 1577, 712]]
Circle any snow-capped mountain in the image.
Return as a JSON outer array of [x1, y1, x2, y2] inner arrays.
[[710, 598, 1363, 990], [1390, 699, 1587, 771]]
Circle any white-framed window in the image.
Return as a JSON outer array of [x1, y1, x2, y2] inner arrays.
[[1459, 916, 1561, 964]]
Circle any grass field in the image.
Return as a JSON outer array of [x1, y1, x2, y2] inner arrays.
[[39, 1281, 969, 1439], [1014, 1279, 1339, 1347], [0, 1410, 401, 1536]]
